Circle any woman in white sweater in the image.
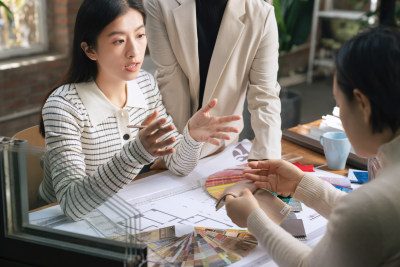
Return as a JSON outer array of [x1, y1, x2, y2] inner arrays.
[[225, 27, 400, 266], [38, 0, 240, 221]]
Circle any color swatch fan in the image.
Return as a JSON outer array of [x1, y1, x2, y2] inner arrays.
[[146, 226, 257, 266], [205, 165, 302, 212], [205, 165, 248, 199]]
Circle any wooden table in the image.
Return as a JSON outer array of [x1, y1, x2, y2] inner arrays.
[[31, 121, 354, 213], [282, 119, 348, 176], [283, 119, 367, 172], [281, 136, 348, 177]]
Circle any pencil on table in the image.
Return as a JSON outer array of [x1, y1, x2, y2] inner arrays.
[[127, 125, 147, 129]]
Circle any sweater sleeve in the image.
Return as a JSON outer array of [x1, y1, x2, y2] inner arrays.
[[248, 209, 312, 266], [146, 72, 204, 176], [293, 173, 347, 219], [248, 186, 384, 266], [42, 96, 156, 221]]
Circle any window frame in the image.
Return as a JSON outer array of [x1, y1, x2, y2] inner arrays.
[[0, 0, 49, 60]]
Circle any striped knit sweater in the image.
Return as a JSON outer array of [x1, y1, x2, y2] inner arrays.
[[39, 70, 203, 221]]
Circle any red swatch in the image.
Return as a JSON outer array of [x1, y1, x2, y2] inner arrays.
[[292, 162, 314, 172]]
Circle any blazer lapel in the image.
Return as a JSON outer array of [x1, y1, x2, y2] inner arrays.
[[173, 0, 200, 107], [203, 0, 245, 104]]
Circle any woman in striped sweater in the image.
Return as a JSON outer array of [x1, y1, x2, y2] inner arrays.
[[38, 0, 241, 221]]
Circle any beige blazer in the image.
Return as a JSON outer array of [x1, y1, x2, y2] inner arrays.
[[145, 0, 282, 159]]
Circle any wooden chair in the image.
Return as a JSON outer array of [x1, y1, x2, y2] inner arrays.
[[12, 125, 45, 210]]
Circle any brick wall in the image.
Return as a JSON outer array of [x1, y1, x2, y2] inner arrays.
[[0, 0, 83, 138]]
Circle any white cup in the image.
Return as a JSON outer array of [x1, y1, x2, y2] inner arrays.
[[320, 131, 351, 170]]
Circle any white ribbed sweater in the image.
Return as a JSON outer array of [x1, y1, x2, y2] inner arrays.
[[39, 70, 203, 221], [248, 135, 400, 266]]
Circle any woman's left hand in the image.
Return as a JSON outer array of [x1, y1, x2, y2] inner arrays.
[[225, 189, 260, 228], [188, 99, 241, 146]]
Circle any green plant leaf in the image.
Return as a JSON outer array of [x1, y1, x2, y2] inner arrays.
[[272, 0, 314, 52], [285, 0, 314, 49], [273, 0, 287, 35], [0, 1, 14, 24]]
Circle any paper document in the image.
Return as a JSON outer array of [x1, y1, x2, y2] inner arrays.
[[29, 140, 330, 266]]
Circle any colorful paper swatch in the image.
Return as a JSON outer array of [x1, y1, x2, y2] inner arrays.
[[348, 168, 369, 184], [146, 227, 257, 266], [205, 167, 247, 199], [333, 184, 353, 193], [205, 166, 302, 212], [292, 162, 314, 172]]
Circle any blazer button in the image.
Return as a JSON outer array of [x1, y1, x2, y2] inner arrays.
[[123, 134, 130, 140]]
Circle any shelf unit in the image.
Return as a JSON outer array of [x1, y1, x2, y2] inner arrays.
[[306, 0, 372, 83]]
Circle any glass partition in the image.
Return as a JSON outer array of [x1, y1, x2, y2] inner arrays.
[[0, 136, 146, 266]]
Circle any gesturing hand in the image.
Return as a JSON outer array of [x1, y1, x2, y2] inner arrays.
[[188, 99, 241, 146], [243, 159, 305, 195], [138, 110, 176, 157]]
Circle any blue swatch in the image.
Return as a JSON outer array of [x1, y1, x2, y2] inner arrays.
[[333, 185, 352, 193], [353, 171, 369, 183]]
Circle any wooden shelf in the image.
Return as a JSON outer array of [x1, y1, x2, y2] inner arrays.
[[314, 58, 335, 68], [307, 0, 373, 84], [318, 10, 364, 20]]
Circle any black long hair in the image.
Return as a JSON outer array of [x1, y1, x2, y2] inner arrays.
[[39, 0, 146, 137], [335, 27, 400, 134]]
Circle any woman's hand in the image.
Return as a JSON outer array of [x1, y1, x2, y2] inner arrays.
[[188, 99, 241, 146], [138, 110, 176, 157], [243, 159, 305, 195], [225, 189, 260, 228]]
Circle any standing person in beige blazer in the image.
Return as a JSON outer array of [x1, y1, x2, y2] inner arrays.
[[144, 0, 281, 160]]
